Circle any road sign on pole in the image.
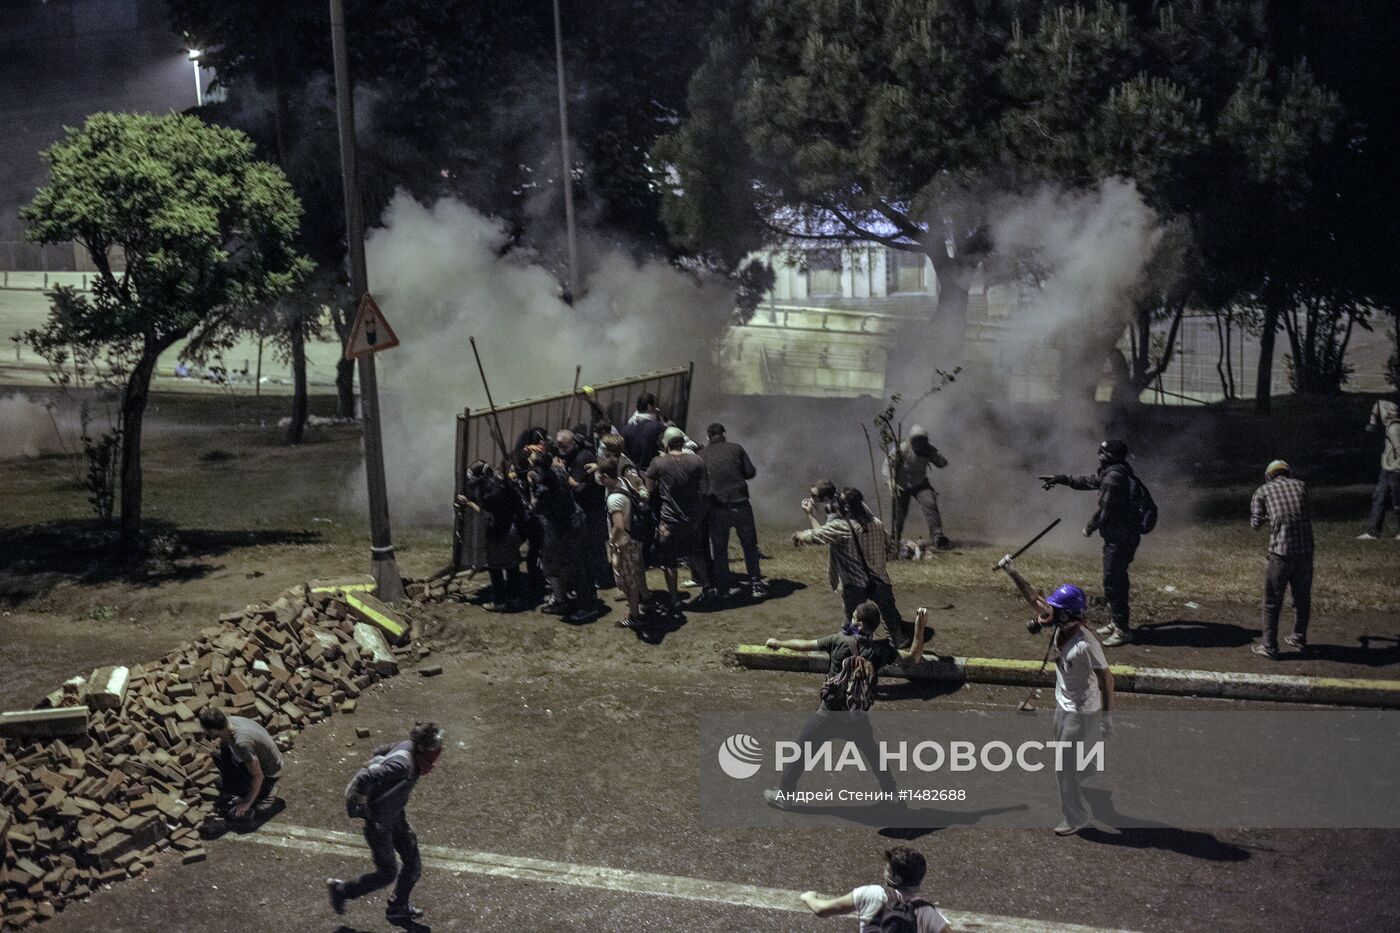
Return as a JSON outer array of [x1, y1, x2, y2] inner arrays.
[[344, 293, 400, 360]]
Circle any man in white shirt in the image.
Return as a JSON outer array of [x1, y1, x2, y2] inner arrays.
[[800, 845, 952, 932], [998, 556, 1114, 836]]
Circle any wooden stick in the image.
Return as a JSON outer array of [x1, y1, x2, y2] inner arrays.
[[861, 423, 884, 523], [469, 336, 512, 464]]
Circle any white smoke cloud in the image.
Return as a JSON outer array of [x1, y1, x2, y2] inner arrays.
[[0, 392, 68, 461], [358, 193, 734, 524]]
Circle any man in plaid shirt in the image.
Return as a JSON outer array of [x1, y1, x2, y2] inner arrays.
[[1249, 460, 1314, 658], [793, 487, 908, 647]]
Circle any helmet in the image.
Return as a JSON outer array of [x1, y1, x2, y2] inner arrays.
[[661, 426, 687, 449], [1045, 584, 1087, 617], [1265, 459, 1290, 478], [1099, 439, 1129, 461], [909, 424, 929, 440]]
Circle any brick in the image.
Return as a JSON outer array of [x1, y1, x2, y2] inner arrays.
[[339, 699, 357, 714], [355, 727, 371, 739], [418, 665, 444, 678], [181, 848, 207, 865], [90, 815, 167, 870]]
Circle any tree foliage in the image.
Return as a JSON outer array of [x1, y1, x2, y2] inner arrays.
[[22, 112, 310, 544]]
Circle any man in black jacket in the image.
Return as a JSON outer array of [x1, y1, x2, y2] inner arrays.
[[1039, 439, 1143, 646], [698, 423, 766, 599], [328, 722, 444, 924]]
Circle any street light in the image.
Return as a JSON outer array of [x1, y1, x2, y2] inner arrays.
[[188, 49, 203, 106]]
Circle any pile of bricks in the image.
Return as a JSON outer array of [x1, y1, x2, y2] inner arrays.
[[404, 570, 479, 605], [0, 579, 421, 930]]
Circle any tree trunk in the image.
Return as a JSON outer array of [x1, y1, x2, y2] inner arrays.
[[117, 346, 163, 548], [1255, 299, 1281, 414], [286, 312, 309, 443]]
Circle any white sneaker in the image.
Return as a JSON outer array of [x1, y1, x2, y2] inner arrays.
[[1102, 626, 1133, 647], [1356, 532, 1378, 540], [1095, 623, 1116, 636]]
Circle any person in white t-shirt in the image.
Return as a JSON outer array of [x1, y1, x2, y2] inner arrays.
[[800, 845, 952, 932], [998, 555, 1114, 836]]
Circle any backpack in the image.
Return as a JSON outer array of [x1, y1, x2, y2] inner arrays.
[[872, 886, 933, 933], [820, 646, 878, 712], [1129, 474, 1158, 535], [344, 747, 413, 819], [619, 480, 656, 548]]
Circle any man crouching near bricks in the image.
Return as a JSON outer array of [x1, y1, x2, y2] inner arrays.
[[198, 706, 283, 829], [996, 555, 1113, 837]]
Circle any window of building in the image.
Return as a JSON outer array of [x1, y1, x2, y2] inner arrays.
[[888, 249, 926, 293], [805, 249, 842, 296]]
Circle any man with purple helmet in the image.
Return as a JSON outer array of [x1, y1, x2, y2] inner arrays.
[[997, 554, 1114, 837]]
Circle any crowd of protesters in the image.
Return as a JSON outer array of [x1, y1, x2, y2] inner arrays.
[[455, 392, 766, 628]]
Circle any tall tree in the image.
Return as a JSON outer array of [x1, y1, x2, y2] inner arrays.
[[22, 113, 310, 546]]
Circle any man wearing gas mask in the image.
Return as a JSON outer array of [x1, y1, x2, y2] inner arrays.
[[997, 556, 1114, 837], [329, 722, 444, 924]]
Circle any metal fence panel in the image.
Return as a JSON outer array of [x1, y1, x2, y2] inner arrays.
[[452, 364, 692, 571]]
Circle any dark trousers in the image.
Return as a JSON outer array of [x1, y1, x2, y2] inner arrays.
[[343, 812, 421, 907], [779, 709, 898, 794], [487, 567, 522, 603], [841, 581, 904, 642], [709, 501, 762, 591], [583, 506, 613, 589], [1101, 533, 1140, 630], [213, 747, 277, 816], [1261, 553, 1313, 650], [893, 483, 943, 542], [1367, 470, 1400, 536]]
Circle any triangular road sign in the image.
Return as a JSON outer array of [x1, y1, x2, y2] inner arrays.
[[345, 293, 400, 361]]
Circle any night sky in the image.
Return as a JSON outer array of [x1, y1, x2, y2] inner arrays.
[[0, 0, 197, 238]]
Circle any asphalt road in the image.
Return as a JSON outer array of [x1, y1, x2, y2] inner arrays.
[[35, 649, 1400, 933]]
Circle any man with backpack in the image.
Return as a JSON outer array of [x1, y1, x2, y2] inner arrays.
[[595, 455, 653, 629], [1039, 439, 1156, 646], [762, 602, 928, 806], [799, 845, 952, 932], [328, 722, 444, 925]]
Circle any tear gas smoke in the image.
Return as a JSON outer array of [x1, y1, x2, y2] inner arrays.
[[355, 194, 734, 524], [0, 392, 67, 461]]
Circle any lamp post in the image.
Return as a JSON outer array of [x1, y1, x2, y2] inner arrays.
[[188, 49, 203, 106], [552, 0, 579, 303], [328, 0, 405, 603]]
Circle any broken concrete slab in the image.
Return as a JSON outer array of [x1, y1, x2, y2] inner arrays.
[[86, 666, 130, 712], [0, 706, 90, 740], [352, 623, 398, 676], [346, 592, 409, 643]]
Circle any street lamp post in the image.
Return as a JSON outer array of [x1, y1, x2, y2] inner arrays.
[[328, 0, 406, 603], [188, 49, 203, 107], [553, 0, 580, 303]]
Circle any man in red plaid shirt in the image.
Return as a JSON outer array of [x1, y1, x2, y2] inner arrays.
[[1249, 460, 1315, 659]]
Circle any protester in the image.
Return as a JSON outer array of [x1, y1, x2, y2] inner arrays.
[[198, 707, 282, 826], [595, 455, 651, 628], [1039, 439, 1155, 647], [645, 427, 716, 608], [556, 429, 611, 590], [622, 392, 668, 470], [799, 845, 952, 933], [1358, 396, 1400, 540], [529, 451, 602, 621], [329, 722, 443, 924], [762, 602, 928, 805], [883, 425, 950, 550], [698, 423, 766, 599], [1250, 460, 1315, 658], [599, 432, 643, 486], [457, 460, 525, 611], [996, 558, 1113, 836], [793, 487, 908, 647]]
